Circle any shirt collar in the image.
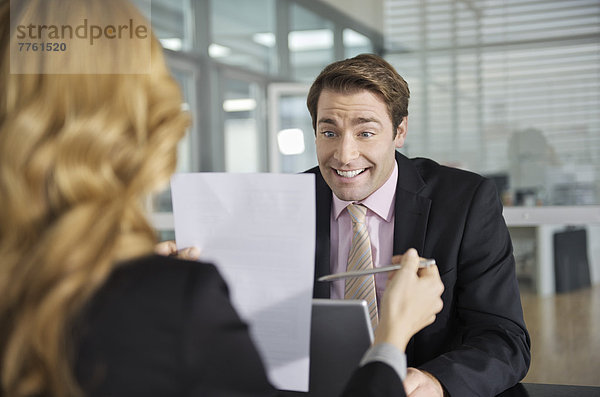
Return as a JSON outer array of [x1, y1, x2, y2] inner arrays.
[[332, 161, 398, 222]]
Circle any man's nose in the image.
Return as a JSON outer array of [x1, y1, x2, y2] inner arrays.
[[333, 134, 359, 164]]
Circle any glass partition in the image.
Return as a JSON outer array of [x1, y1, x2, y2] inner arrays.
[[290, 2, 335, 82], [223, 76, 267, 172], [344, 28, 373, 58], [150, 66, 196, 215], [133, 0, 192, 51], [210, 0, 278, 74], [268, 84, 316, 174]]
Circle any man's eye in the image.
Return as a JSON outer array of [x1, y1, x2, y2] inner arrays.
[[322, 131, 335, 138], [360, 132, 374, 138]]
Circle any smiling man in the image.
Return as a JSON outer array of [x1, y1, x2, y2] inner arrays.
[[305, 54, 531, 397]]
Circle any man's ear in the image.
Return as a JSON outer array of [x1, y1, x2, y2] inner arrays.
[[394, 117, 408, 148]]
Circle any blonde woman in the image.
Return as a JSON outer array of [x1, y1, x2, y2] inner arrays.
[[0, 1, 443, 396]]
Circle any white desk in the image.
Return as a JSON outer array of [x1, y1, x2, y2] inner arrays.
[[504, 206, 600, 296]]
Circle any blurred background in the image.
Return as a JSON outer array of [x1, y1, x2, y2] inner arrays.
[[133, 0, 600, 386]]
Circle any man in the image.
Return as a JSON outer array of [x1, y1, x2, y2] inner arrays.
[[305, 54, 530, 397]]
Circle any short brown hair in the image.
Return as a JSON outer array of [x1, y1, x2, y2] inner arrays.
[[306, 53, 410, 133]]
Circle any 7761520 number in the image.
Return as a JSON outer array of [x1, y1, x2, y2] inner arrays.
[[18, 42, 67, 52]]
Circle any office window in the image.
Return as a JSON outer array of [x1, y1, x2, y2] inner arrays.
[[385, 0, 600, 205], [269, 86, 317, 174], [132, 0, 192, 51], [344, 29, 373, 58], [172, 68, 196, 174], [139, 0, 381, 237], [150, 67, 197, 214], [210, 0, 278, 74], [290, 2, 335, 82], [223, 76, 266, 172]]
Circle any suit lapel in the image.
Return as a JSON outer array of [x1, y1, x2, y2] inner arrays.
[[392, 152, 431, 256], [392, 152, 431, 365]]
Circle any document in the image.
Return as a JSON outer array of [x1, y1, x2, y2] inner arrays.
[[170, 173, 315, 392]]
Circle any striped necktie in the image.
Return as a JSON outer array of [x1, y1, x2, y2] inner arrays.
[[344, 204, 378, 330]]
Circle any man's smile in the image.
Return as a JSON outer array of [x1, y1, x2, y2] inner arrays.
[[335, 168, 367, 178]]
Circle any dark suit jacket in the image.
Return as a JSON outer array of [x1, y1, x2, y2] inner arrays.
[[74, 255, 405, 397], [307, 152, 531, 397]]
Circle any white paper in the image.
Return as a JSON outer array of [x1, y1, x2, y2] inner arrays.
[[170, 173, 315, 391]]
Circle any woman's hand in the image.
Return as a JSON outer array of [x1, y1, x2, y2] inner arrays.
[[154, 240, 201, 260], [374, 248, 444, 352]]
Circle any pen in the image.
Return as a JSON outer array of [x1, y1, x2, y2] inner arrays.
[[318, 258, 436, 282]]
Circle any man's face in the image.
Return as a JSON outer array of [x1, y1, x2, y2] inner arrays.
[[315, 89, 407, 202]]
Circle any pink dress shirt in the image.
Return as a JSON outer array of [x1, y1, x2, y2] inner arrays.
[[330, 162, 398, 305]]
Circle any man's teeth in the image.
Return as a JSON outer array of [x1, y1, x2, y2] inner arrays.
[[336, 168, 365, 178]]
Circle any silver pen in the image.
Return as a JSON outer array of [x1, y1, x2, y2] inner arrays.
[[318, 258, 436, 282]]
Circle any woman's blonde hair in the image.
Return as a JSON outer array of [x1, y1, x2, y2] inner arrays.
[[0, 0, 190, 396]]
